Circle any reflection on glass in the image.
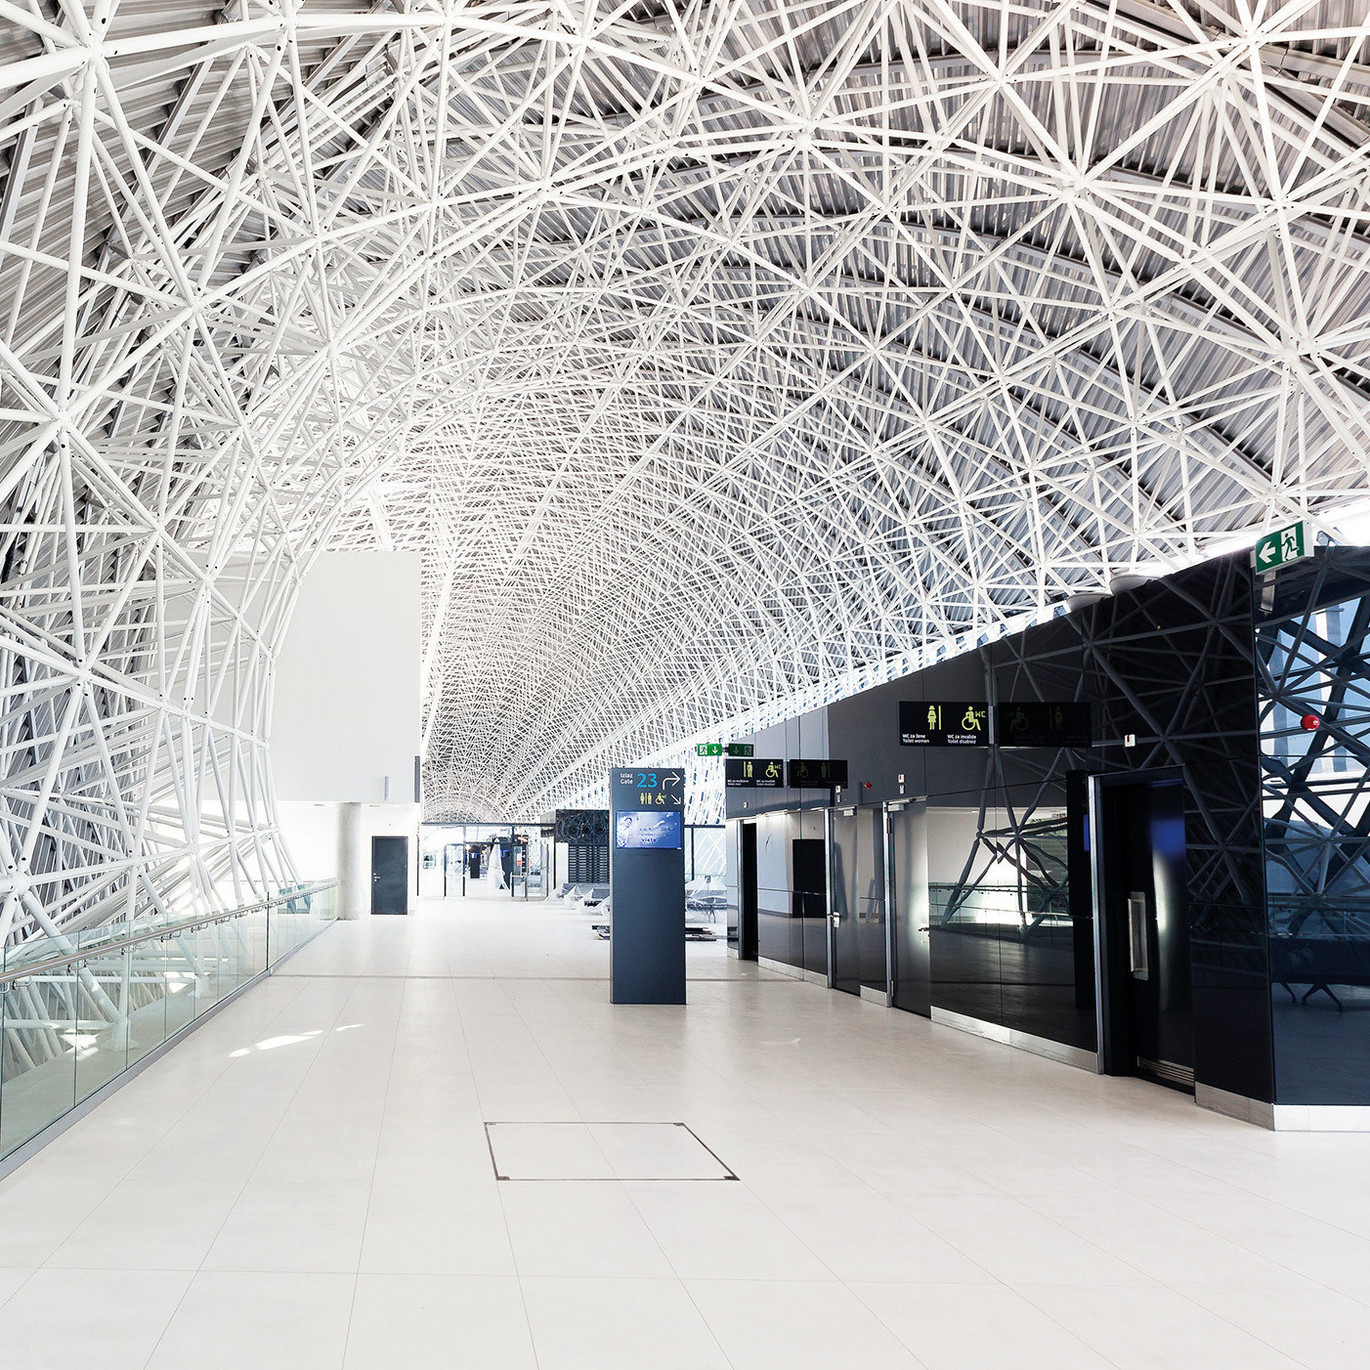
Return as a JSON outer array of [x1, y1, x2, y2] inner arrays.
[[0, 882, 338, 1159], [924, 795, 1086, 1045], [1258, 585, 1370, 1103]]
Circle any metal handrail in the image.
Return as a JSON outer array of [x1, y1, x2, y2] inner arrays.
[[0, 881, 337, 989]]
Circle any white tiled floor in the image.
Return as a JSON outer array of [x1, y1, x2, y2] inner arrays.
[[487, 1121, 733, 1180], [3, 894, 1370, 1368]]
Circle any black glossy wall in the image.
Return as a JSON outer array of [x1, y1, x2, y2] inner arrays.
[[1080, 557, 1269, 1102], [729, 552, 1278, 1103], [1257, 550, 1370, 1105]]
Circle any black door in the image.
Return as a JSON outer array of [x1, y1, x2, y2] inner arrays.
[[738, 822, 758, 960], [1096, 777, 1193, 1089], [791, 834, 828, 977], [888, 802, 931, 1016], [371, 835, 409, 915]]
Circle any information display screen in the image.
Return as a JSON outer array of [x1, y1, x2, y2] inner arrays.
[[614, 810, 683, 850]]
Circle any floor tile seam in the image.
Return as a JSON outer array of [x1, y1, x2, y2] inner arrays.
[[0, 984, 268, 1200], [615, 1160, 736, 1266], [336, 1271, 363, 1370], [585, 1177, 741, 1370], [901, 1185, 1168, 1290], [713, 1144, 1010, 1291], [1165, 1178, 1370, 1247], [434, 967, 519, 1193], [973, 1103, 1370, 1234], [834, 1165, 1166, 1289], [1096, 1140, 1370, 1233], [953, 1181, 1334, 1293], [216, 971, 379, 1279], [347, 967, 413, 1280], [1011, 1172, 1370, 1289], [835, 1281, 969, 1370], [525, 975, 697, 1121], [17, 973, 322, 1261], [517, 971, 786, 1131], [1167, 1282, 1340, 1369], [134, 1265, 201, 1370], [671, 1271, 744, 1370], [496, 974, 635, 1129], [1000, 1286, 1166, 1370], [493, 980, 641, 1161], [0, 1266, 37, 1312], [465, 979, 549, 1370]]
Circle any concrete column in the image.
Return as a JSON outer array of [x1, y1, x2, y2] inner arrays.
[[338, 802, 366, 919]]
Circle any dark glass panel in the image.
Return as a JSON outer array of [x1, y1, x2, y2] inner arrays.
[[1256, 551, 1370, 1104], [927, 795, 1002, 1025], [830, 807, 888, 995], [755, 811, 798, 969]]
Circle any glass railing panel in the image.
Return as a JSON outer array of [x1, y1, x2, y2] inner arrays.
[[218, 919, 238, 996], [1, 882, 336, 1161], [269, 903, 291, 965], [191, 920, 222, 1014], [127, 936, 169, 1069], [163, 931, 197, 1039], [0, 958, 79, 1156], [252, 907, 269, 979], [74, 945, 131, 1103], [232, 915, 255, 990]]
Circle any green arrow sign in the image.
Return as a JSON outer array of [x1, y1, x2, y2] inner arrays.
[[725, 743, 754, 757], [1252, 521, 1309, 572], [695, 742, 723, 756]]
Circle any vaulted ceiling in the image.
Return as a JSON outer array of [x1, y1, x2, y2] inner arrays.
[[1, 1, 1369, 927]]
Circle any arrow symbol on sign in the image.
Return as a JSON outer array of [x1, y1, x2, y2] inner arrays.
[[1258, 542, 1277, 566]]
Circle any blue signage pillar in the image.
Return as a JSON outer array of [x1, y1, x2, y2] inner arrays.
[[608, 767, 686, 1005]]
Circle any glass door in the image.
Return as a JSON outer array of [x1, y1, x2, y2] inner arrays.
[[886, 802, 931, 1016], [443, 843, 466, 897], [829, 806, 888, 997]]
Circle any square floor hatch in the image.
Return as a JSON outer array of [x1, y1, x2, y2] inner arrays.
[[484, 1122, 735, 1181]]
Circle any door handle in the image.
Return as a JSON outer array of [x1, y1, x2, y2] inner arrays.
[[1127, 892, 1149, 980], [830, 911, 840, 927]]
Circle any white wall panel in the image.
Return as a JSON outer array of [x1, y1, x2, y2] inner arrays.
[[273, 552, 421, 804]]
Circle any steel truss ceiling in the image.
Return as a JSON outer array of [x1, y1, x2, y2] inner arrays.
[[1, 0, 1369, 933]]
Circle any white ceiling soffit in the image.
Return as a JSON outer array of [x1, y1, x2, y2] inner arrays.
[[1, 0, 1369, 830]]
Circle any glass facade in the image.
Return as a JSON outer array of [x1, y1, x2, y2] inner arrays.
[[1257, 553, 1370, 1105]]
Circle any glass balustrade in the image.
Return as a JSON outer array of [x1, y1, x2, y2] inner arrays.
[[0, 882, 336, 1161]]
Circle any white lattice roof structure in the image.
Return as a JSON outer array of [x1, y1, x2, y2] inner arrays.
[[2, 0, 1370, 934]]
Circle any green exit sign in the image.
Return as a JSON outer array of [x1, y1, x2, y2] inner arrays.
[[725, 743, 754, 757], [695, 743, 723, 756], [1253, 521, 1310, 572]]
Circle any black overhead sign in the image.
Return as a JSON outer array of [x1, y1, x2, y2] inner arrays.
[[787, 758, 848, 789], [725, 757, 784, 788], [900, 701, 989, 747], [996, 702, 1092, 748]]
